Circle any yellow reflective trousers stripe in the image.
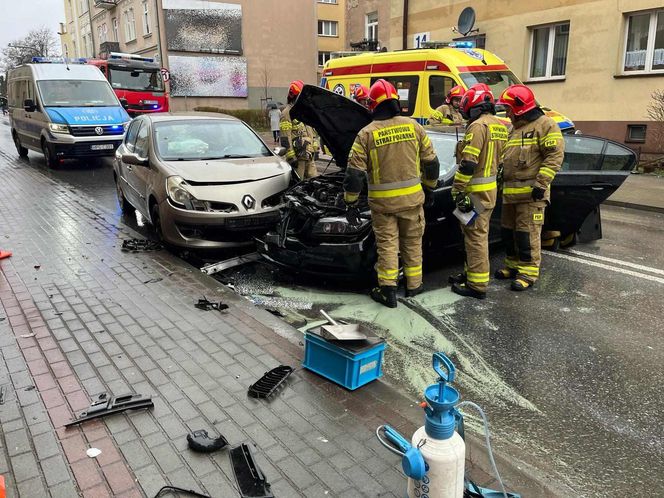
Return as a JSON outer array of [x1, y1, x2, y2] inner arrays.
[[404, 265, 422, 277], [518, 266, 540, 276], [466, 271, 490, 283], [368, 183, 423, 199]]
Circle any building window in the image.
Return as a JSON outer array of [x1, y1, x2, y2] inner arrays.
[[80, 0, 88, 14], [529, 22, 569, 79], [318, 20, 338, 37], [98, 23, 107, 43], [623, 10, 664, 73], [142, 1, 151, 35], [626, 124, 647, 142], [366, 12, 378, 41], [318, 51, 331, 67], [318, 0, 337, 3], [112, 17, 119, 42], [125, 8, 136, 41]]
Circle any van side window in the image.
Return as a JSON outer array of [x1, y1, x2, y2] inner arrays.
[[429, 75, 456, 110], [125, 121, 142, 153], [370, 76, 419, 117]]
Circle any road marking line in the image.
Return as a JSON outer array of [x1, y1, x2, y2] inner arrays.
[[564, 249, 664, 276], [547, 251, 664, 285]]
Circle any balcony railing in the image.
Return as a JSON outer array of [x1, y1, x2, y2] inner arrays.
[[94, 0, 117, 10]]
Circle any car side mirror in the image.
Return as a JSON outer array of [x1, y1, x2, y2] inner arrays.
[[274, 146, 287, 157], [23, 99, 36, 112], [120, 98, 129, 110], [122, 152, 149, 167]]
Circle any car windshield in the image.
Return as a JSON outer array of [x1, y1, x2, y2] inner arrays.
[[427, 132, 458, 179], [109, 67, 164, 92], [38, 80, 118, 107], [153, 119, 272, 161], [459, 71, 521, 99]]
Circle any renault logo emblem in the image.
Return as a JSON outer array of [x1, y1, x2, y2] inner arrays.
[[242, 194, 255, 210], [94, 126, 104, 135]]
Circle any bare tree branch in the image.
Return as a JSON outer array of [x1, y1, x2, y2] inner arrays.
[[1, 26, 60, 72]]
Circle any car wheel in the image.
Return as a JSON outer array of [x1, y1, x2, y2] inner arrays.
[[559, 233, 577, 248], [41, 140, 57, 169], [150, 203, 164, 242], [115, 174, 135, 214], [13, 132, 28, 158]]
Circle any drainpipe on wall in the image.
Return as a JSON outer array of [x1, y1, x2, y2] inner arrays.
[[402, 0, 409, 50], [87, 0, 97, 57], [154, 0, 164, 65]]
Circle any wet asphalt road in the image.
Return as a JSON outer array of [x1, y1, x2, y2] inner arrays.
[[1, 119, 662, 497]]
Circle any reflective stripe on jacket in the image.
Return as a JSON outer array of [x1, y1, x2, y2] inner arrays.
[[501, 114, 565, 204], [343, 116, 438, 214], [452, 114, 508, 209]]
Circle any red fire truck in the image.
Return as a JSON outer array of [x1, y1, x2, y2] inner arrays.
[[87, 52, 169, 116]]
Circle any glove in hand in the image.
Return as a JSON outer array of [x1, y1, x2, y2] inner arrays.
[[531, 187, 546, 201], [346, 205, 362, 226], [423, 189, 435, 209]]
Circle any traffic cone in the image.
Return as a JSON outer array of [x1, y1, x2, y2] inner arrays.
[[0, 250, 11, 260]]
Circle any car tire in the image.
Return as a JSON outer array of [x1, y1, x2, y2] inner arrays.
[[559, 233, 577, 248], [41, 140, 57, 169], [115, 174, 135, 214], [150, 203, 164, 242], [13, 132, 28, 158]]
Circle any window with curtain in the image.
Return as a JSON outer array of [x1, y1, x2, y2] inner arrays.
[[529, 22, 569, 79], [624, 10, 664, 72], [318, 20, 338, 37]]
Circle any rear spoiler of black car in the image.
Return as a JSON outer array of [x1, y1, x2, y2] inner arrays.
[[290, 85, 372, 169]]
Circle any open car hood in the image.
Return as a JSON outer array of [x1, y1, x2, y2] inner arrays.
[[290, 85, 372, 169]]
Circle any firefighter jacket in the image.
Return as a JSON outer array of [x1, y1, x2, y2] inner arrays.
[[344, 116, 439, 214], [279, 104, 315, 161], [501, 113, 565, 204], [453, 114, 508, 209], [428, 104, 464, 126]]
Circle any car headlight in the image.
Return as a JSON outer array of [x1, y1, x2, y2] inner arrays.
[[166, 176, 196, 206], [48, 123, 69, 134], [312, 216, 370, 235]]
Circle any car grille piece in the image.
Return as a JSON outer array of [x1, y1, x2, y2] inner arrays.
[[69, 125, 125, 137]]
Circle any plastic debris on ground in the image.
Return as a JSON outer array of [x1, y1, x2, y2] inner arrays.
[[195, 297, 229, 312], [229, 443, 274, 498], [65, 393, 154, 427], [247, 366, 294, 399], [121, 239, 163, 252], [86, 448, 102, 458], [186, 430, 228, 453]]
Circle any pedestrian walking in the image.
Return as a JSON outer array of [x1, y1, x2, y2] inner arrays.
[[280, 80, 318, 179], [269, 105, 281, 144], [448, 84, 508, 299], [344, 79, 440, 308], [495, 84, 565, 291]]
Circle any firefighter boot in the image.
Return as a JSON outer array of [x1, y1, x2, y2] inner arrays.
[[370, 286, 398, 308], [511, 278, 534, 292], [448, 273, 466, 285], [494, 268, 517, 280], [405, 285, 424, 298], [451, 282, 486, 300]]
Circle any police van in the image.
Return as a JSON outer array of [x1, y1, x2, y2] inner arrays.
[[322, 43, 574, 131], [7, 58, 131, 167]]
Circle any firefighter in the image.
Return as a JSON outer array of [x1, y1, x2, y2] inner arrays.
[[280, 80, 318, 179], [344, 79, 440, 308], [495, 84, 565, 291], [448, 84, 508, 299], [428, 85, 465, 126], [352, 84, 370, 109]]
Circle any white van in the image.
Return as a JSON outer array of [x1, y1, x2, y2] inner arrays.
[[7, 58, 131, 167]]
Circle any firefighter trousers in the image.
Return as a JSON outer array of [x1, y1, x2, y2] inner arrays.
[[462, 208, 493, 292], [297, 159, 318, 179], [372, 205, 425, 289], [500, 202, 546, 283]]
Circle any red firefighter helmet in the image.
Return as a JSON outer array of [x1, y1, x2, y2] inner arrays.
[[445, 85, 465, 104], [460, 83, 494, 116], [288, 80, 304, 100], [368, 79, 399, 111], [353, 84, 370, 105], [497, 84, 537, 117]]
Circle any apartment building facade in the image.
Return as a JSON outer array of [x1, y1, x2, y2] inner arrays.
[[62, 0, 317, 110], [317, 0, 346, 80], [387, 0, 664, 153], [345, 0, 389, 52]]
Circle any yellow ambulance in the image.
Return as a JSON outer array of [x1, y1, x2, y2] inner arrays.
[[321, 43, 574, 131]]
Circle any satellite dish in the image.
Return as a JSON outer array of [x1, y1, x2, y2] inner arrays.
[[457, 7, 476, 36]]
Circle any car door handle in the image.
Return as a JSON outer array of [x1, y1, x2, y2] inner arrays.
[[591, 186, 604, 191]]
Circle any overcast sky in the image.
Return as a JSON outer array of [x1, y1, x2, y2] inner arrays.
[[0, 0, 65, 50]]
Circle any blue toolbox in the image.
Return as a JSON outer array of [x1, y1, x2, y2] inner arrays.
[[303, 327, 386, 390]]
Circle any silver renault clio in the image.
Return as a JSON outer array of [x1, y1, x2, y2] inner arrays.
[[113, 113, 291, 248]]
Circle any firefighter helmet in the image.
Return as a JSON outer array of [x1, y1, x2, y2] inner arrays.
[[446, 85, 465, 104], [288, 80, 304, 101], [353, 84, 370, 105], [368, 79, 399, 111], [460, 83, 494, 116], [497, 84, 537, 117]]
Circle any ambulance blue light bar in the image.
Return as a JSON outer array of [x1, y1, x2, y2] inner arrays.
[[32, 57, 87, 64], [448, 41, 474, 48]]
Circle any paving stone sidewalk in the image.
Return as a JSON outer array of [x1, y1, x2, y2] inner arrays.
[[0, 149, 427, 497]]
